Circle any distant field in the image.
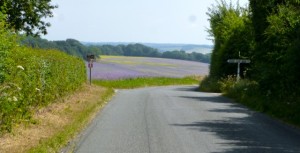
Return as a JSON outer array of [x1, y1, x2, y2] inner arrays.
[[87, 56, 209, 80]]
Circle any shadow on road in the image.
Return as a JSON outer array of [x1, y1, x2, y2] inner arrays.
[[179, 95, 233, 104], [171, 94, 300, 153], [173, 86, 200, 92]]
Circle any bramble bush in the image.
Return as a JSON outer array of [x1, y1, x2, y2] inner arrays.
[[0, 19, 86, 133]]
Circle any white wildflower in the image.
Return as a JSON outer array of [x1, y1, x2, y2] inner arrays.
[[17, 65, 24, 70], [36, 88, 41, 92], [13, 96, 18, 102]]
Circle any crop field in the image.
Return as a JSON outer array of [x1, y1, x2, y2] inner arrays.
[[87, 56, 209, 80]]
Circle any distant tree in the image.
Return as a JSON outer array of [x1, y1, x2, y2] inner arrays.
[[0, 0, 57, 35], [162, 50, 188, 60]]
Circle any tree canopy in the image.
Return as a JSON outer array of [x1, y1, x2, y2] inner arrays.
[[0, 0, 57, 35]]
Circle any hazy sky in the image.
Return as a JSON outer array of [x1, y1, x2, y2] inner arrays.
[[43, 0, 249, 45]]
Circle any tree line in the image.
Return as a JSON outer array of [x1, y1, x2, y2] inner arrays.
[[22, 36, 211, 63], [95, 43, 211, 63], [202, 0, 300, 124], [21, 36, 100, 60]]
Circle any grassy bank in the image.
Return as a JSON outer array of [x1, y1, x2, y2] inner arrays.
[[27, 86, 114, 153], [0, 85, 114, 153]]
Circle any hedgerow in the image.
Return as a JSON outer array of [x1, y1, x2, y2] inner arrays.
[[0, 19, 86, 133]]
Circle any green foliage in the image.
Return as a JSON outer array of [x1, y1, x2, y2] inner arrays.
[[260, 2, 300, 94], [0, 15, 17, 83], [93, 77, 199, 89], [248, 0, 300, 115], [0, 0, 57, 35], [0, 26, 86, 133]]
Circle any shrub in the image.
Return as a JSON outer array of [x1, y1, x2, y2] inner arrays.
[[218, 75, 237, 93], [199, 76, 221, 92]]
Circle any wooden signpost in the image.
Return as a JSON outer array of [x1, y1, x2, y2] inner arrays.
[[227, 59, 251, 81], [87, 54, 95, 85]]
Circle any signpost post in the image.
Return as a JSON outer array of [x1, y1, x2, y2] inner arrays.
[[87, 54, 95, 85], [227, 59, 250, 81]]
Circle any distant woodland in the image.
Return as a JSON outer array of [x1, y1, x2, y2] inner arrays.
[[21, 36, 211, 63]]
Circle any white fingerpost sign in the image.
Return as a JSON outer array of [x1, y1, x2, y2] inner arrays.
[[227, 59, 251, 81]]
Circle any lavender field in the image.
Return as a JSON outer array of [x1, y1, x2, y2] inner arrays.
[[87, 56, 209, 80]]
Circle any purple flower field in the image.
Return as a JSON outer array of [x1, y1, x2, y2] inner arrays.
[[87, 56, 209, 80]]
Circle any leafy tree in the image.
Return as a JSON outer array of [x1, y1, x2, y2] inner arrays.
[[207, 0, 253, 79], [0, 0, 57, 35]]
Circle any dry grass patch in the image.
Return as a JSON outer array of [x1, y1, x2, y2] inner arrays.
[[0, 84, 109, 153]]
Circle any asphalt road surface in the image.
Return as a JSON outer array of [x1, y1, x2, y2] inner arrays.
[[74, 86, 300, 153]]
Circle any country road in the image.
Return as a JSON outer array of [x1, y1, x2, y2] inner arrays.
[[74, 86, 300, 153]]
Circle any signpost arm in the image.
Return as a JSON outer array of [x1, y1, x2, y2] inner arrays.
[[227, 58, 250, 82]]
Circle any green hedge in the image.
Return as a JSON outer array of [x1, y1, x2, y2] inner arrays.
[[0, 20, 86, 133]]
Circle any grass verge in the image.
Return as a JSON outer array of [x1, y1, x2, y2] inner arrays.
[[28, 87, 114, 153], [93, 76, 200, 89], [0, 84, 114, 153]]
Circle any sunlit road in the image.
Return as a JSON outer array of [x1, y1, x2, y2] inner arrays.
[[74, 86, 300, 153]]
